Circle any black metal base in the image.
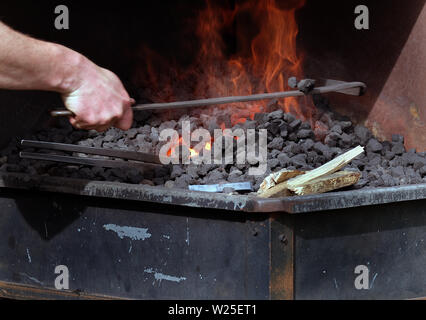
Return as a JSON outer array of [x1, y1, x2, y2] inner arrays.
[[1, 188, 426, 299], [0, 189, 272, 299]]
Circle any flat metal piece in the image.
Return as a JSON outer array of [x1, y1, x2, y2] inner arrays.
[[188, 181, 253, 193], [323, 79, 366, 96], [21, 140, 161, 164]]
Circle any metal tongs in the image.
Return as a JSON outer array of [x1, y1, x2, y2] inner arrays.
[[49, 79, 367, 117], [20, 140, 162, 170]]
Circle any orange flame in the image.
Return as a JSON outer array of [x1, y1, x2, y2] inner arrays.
[[193, 0, 307, 123], [137, 0, 309, 154], [166, 136, 210, 160]]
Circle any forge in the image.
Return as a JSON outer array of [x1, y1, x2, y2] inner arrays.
[[0, 0, 425, 300]]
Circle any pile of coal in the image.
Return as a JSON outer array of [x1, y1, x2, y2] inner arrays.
[[1, 101, 426, 192]]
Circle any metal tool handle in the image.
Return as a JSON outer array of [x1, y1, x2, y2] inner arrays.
[[51, 98, 136, 117], [50, 80, 366, 117], [51, 110, 74, 117]]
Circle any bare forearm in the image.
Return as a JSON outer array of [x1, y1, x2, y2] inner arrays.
[[0, 21, 133, 131], [0, 21, 83, 93]]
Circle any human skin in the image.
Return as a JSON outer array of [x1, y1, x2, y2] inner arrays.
[[0, 22, 133, 131]]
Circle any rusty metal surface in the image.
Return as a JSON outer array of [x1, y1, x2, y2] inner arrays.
[[300, 0, 426, 151], [1, 172, 426, 213], [362, 3, 426, 151], [270, 215, 294, 299]]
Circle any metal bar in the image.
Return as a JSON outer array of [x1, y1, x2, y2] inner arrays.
[[0, 280, 123, 300], [19, 152, 162, 170], [50, 81, 367, 116], [188, 181, 253, 192], [0, 172, 253, 212], [1, 172, 426, 214], [21, 140, 161, 164], [132, 82, 367, 110], [252, 183, 426, 213]]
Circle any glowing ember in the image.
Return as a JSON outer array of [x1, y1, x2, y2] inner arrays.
[[167, 136, 211, 160], [189, 148, 198, 157]]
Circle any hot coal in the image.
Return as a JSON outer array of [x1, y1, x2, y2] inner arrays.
[[1, 100, 426, 193], [296, 79, 316, 94]]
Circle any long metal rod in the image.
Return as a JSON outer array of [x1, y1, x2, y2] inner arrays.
[[50, 81, 366, 117], [21, 140, 161, 164], [1, 172, 425, 213], [19, 152, 162, 170]]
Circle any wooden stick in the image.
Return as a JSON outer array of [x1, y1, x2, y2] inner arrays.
[[258, 145, 364, 198], [258, 169, 305, 193], [290, 171, 361, 196], [286, 145, 364, 189], [258, 170, 361, 198], [257, 180, 292, 198]]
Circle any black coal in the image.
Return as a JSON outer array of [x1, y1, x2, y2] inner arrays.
[[1, 98, 426, 193]]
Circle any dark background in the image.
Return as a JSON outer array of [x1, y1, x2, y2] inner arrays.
[[0, 0, 424, 147]]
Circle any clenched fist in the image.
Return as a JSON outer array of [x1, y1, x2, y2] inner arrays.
[[62, 59, 134, 132]]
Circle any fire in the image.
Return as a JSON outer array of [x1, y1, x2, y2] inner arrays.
[[138, 0, 307, 115], [138, 0, 308, 157], [189, 148, 198, 157], [195, 0, 307, 122], [166, 136, 210, 160]]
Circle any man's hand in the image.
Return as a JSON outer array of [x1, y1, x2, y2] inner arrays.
[[0, 22, 133, 132], [62, 60, 134, 131]]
